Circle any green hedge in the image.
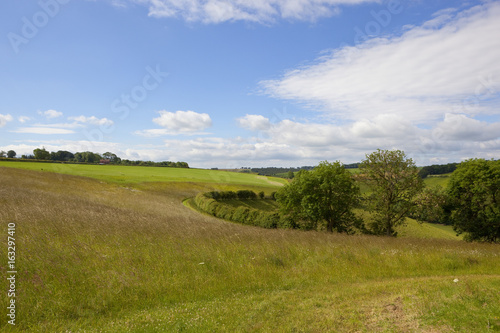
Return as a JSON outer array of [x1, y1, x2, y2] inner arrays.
[[194, 192, 290, 229]]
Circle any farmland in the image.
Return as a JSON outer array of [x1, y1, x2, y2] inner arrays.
[[0, 163, 499, 332]]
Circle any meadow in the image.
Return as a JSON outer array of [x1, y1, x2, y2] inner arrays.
[[0, 163, 499, 332], [0, 161, 287, 187]]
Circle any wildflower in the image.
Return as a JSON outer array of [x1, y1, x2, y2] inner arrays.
[[453, 278, 459, 283]]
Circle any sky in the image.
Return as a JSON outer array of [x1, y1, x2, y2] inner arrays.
[[1, 0, 499, 169]]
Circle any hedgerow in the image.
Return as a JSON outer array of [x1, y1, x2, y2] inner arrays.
[[194, 192, 286, 229]]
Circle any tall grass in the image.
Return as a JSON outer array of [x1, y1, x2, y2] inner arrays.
[[0, 167, 499, 332]]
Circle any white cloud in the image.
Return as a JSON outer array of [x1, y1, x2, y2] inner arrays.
[[136, 0, 377, 24], [237, 114, 271, 131], [69, 116, 114, 127], [11, 127, 75, 134], [435, 113, 500, 142], [18, 116, 31, 123], [0, 114, 13, 127], [261, 2, 500, 123], [39, 110, 63, 119], [136, 110, 212, 136]]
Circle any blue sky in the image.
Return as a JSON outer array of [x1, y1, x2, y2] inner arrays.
[[1, 0, 499, 168]]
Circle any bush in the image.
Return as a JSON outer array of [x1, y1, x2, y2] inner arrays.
[[245, 209, 260, 225], [232, 206, 250, 223], [194, 191, 282, 230], [278, 214, 297, 229], [237, 190, 257, 199], [257, 212, 279, 228]]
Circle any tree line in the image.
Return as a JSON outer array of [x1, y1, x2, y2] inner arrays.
[[1, 147, 189, 168], [418, 163, 458, 178], [250, 163, 360, 178], [195, 149, 500, 243]]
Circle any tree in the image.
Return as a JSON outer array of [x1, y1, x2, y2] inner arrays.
[[287, 170, 294, 179], [50, 150, 74, 161], [411, 186, 449, 224], [102, 152, 121, 164], [276, 161, 361, 233], [74, 151, 101, 163], [447, 159, 500, 242], [0, 150, 6, 158], [359, 149, 423, 236], [7, 150, 16, 158], [33, 147, 51, 160]]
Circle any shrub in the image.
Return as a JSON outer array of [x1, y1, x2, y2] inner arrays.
[[278, 214, 297, 229], [233, 206, 250, 223], [237, 190, 257, 200]]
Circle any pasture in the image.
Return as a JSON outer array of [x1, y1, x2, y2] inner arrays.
[[0, 161, 287, 187], [0, 164, 499, 332]]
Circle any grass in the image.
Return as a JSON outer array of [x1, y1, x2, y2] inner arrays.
[[0, 166, 499, 332], [0, 161, 287, 187], [423, 173, 452, 188], [396, 219, 462, 240]]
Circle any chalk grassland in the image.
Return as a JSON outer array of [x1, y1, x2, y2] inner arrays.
[[0, 166, 499, 332]]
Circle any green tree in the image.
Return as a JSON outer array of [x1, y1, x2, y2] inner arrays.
[[287, 170, 294, 179], [33, 147, 51, 160], [7, 150, 16, 158], [360, 149, 423, 236], [102, 152, 121, 164], [0, 150, 5, 157], [50, 150, 74, 161], [276, 161, 361, 233], [412, 186, 449, 224], [74, 151, 101, 163], [447, 159, 500, 242]]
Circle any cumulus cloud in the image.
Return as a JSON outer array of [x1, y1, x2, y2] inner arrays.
[[39, 109, 63, 119], [237, 114, 271, 131], [137, 110, 212, 136], [435, 113, 500, 142], [0, 114, 13, 127], [136, 0, 376, 24], [261, 2, 500, 123]]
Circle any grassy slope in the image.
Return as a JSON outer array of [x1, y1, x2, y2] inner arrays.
[[0, 161, 287, 187], [1, 167, 499, 332]]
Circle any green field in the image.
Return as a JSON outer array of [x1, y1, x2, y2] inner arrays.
[[0, 161, 287, 187], [1, 164, 499, 332]]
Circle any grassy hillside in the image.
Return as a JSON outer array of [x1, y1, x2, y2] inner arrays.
[[1, 167, 499, 332], [0, 161, 287, 187]]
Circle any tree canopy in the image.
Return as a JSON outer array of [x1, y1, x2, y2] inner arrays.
[[276, 161, 361, 233], [33, 147, 51, 160], [359, 149, 423, 236], [447, 159, 500, 242]]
